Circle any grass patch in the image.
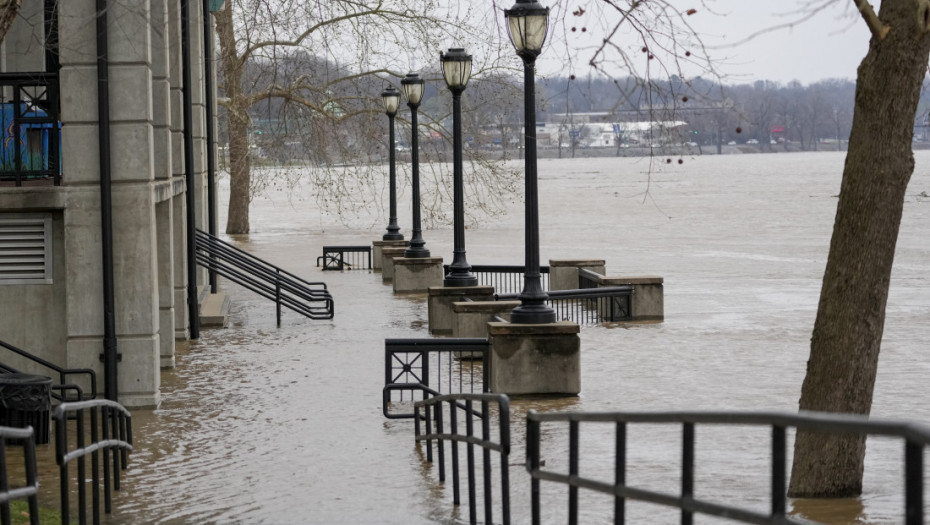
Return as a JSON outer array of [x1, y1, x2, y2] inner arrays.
[[7, 499, 64, 524]]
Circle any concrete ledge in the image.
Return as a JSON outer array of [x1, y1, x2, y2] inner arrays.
[[381, 246, 407, 281], [372, 240, 408, 271], [549, 258, 606, 290], [488, 321, 580, 395], [426, 286, 495, 334], [600, 275, 664, 321], [452, 300, 520, 338], [393, 257, 444, 293]]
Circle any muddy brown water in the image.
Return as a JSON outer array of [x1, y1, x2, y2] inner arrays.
[[24, 152, 930, 523]]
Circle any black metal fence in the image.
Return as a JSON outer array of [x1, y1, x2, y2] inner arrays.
[[526, 410, 930, 525], [454, 265, 549, 295], [317, 246, 372, 271], [0, 72, 60, 186], [383, 338, 489, 419], [496, 286, 633, 324], [53, 399, 133, 525], [0, 425, 39, 525], [195, 229, 334, 324], [0, 338, 96, 402], [415, 393, 511, 525]]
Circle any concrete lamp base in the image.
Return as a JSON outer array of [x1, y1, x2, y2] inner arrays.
[[488, 321, 581, 396]]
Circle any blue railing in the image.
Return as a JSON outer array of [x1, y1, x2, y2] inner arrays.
[[0, 72, 61, 186]]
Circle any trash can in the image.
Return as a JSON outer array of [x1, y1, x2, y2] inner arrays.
[[0, 373, 52, 444]]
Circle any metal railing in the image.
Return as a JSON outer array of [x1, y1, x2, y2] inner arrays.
[[495, 286, 633, 324], [453, 265, 550, 295], [317, 246, 372, 271], [383, 338, 489, 419], [0, 72, 61, 186], [0, 338, 96, 402], [195, 229, 334, 325], [526, 410, 930, 525], [0, 425, 39, 525], [54, 399, 133, 525], [578, 267, 600, 289], [415, 393, 511, 525]]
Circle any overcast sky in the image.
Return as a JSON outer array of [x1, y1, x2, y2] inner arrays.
[[528, 0, 870, 85]]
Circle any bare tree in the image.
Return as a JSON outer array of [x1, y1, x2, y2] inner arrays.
[[787, 0, 930, 497], [215, 0, 519, 234]]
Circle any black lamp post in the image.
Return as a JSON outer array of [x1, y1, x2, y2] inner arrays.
[[441, 48, 478, 287], [381, 86, 404, 241], [505, 0, 556, 324], [401, 73, 430, 258]]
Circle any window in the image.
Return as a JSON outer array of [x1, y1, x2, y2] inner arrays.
[[0, 213, 53, 284]]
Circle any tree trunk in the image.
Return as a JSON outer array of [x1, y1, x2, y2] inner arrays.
[[788, 0, 930, 497], [215, 5, 251, 234], [0, 0, 21, 44]]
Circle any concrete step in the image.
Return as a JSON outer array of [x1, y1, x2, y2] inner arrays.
[[198, 287, 230, 328]]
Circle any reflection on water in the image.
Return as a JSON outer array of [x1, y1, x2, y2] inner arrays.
[[41, 152, 927, 523], [791, 498, 868, 525]]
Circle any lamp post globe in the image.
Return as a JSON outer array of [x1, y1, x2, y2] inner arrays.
[[505, 0, 556, 324], [441, 48, 478, 287], [400, 73, 430, 258], [381, 85, 403, 241]]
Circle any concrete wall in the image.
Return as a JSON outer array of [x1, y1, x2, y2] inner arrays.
[[0, 1, 211, 407]]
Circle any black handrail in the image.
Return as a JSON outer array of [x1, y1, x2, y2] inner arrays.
[[194, 229, 334, 325], [0, 425, 40, 525], [496, 285, 634, 323], [526, 410, 930, 525], [0, 338, 95, 401], [317, 246, 372, 271], [415, 393, 511, 525], [54, 399, 133, 525], [383, 338, 490, 419], [449, 264, 550, 295]]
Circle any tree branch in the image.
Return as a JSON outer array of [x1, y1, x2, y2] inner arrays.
[[853, 0, 890, 40]]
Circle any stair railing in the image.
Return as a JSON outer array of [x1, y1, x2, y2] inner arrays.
[[194, 229, 334, 325], [0, 338, 95, 401]]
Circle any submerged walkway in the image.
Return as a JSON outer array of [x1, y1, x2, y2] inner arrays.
[[27, 153, 930, 523]]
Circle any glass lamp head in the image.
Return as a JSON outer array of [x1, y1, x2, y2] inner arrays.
[[381, 86, 401, 116], [440, 48, 473, 91], [504, 0, 550, 57], [400, 73, 425, 106]]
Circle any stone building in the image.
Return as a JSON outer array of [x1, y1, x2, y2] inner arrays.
[[0, 1, 215, 407]]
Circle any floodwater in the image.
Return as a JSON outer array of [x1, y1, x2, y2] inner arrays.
[[34, 152, 930, 523]]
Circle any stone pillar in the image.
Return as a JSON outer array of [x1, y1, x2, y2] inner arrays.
[[167, 0, 190, 341], [487, 322, 580, 395], [59, 0, 162, 407], [152, 0, 176, 367], [372, 239, 408, 270], [549, 259, 606, 290], [452, 300, 519, 338], [427, 286, 495, 334], [393, 257, 444, 293], [600, 275, 664, 321], [381, 246, 406, 281]]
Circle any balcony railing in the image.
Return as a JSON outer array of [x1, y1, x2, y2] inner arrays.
[[0, 72, 61, 187]]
